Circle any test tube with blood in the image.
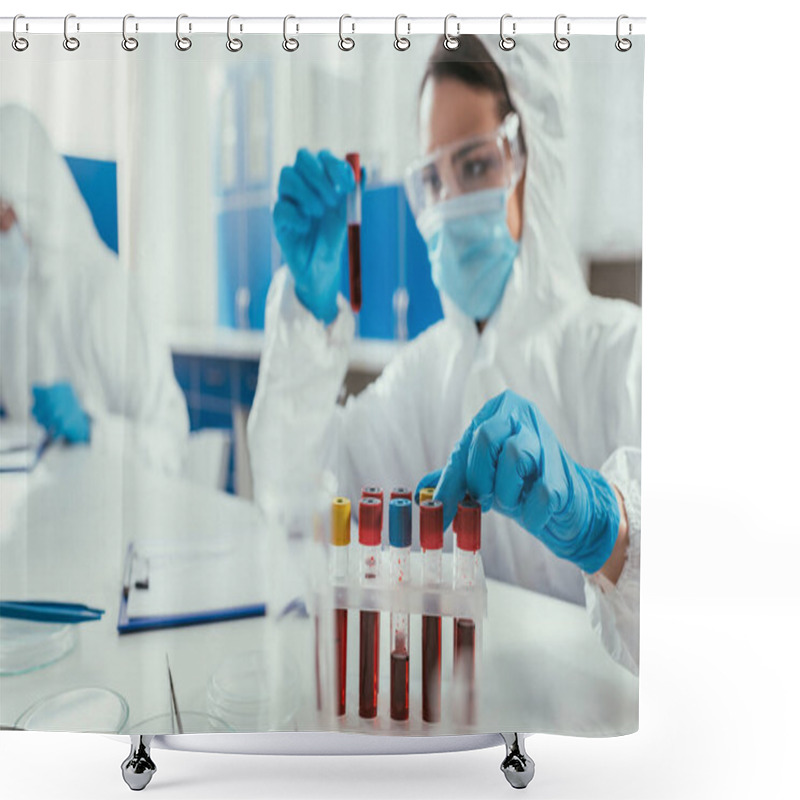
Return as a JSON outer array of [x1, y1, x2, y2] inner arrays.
[[452, 498, 481, 726], [345, 152, 362, 313], [330, 497, 351, 716], [388, 498, 412, 721], [358, 497, 382, 719], [420, 499, 444, 723]]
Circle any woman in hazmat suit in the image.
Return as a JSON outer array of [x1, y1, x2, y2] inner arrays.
[[0, 104, 189, 476], [248, 36, 641, 674]]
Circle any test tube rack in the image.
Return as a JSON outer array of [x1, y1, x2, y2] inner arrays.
[[313, 545, 487, 734]]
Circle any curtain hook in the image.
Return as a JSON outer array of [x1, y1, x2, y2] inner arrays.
[[122, 14, 139, 51], [394, 14, 410, 51], [553, 14, 570, 52], [63, 14, 80, 51], [615, 15, 633, 52], [282, 15, 299, 52], [12, 14, 29, 52], [175, 14, 192, 51], [499, 14, 516, 51], [443, 14, 460, 51], [339, 14, 355, 51], [226, 15, 243, 52]]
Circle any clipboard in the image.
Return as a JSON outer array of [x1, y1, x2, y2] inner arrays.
[[117, 539, 268, 634]]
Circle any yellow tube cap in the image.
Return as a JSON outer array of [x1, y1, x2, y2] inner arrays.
[[419, 487, 435, 504], [331, 497, 351, 546]]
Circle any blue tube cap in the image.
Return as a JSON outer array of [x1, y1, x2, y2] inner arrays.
[[389, 498, 412, 548]]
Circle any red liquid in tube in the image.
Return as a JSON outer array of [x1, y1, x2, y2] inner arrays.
[[345, 152, 362, 313], [390, 651, 410, 721], [359, 610, 380, 718], [422, 614, 442, 722], [335, 608, 348, 716]]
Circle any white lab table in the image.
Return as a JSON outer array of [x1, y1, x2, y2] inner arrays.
[[0, 447, 637, 737], [168, 324, 401, 374]]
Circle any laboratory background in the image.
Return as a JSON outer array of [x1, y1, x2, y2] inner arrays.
[[0, 23, 642, 776], [1, 34, 642, 496]]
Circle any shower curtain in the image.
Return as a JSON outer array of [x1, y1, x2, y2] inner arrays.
[[0, 20, 643, 748]]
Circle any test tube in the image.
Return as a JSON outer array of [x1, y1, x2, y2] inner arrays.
[[358, 496, 382, 719], [453, 498, 481, 726], [345, 152, 362, 313], [390, 487, 413, 502], [420, 499, 444, 723], [388, 498, 412, 721], [331, 497, 351, 716]]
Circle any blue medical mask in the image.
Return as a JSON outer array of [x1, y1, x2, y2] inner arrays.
[[0, 223, 30, 290], [417, 187, 518, 322]]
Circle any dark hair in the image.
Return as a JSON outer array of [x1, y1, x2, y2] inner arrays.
[[420, 35, 521, 139]]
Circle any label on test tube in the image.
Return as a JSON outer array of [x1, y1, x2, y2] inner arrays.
[[345, 152, 362, 314]]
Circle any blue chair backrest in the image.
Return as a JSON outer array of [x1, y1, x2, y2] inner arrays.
[[64, 155, 119, 254]]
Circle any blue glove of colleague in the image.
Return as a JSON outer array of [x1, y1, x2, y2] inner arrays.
[[32, 382, 91, 444], [415, 390, 621, 574], [272, 149, 357, 325]]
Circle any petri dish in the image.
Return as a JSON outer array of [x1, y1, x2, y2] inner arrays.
[[15, 687, 129, 733], [0, 618, 77, 676], [127, 711, 232, 734], [207, 649, 299, 732]]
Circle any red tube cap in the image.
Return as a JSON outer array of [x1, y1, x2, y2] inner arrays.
[[390, 487, 413, 501], [345, 152, 360, 181], [359, 497, 382, 546], [455, 499, 481, 552], [420, 500, 443, 550]]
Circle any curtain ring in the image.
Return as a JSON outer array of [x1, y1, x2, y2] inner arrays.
[[226, 15, 243, 52], [282, 15, 299, 52], [12, 14, 29, 52], [499, 14, 516, 51], [443, 14, 460, 51], [615, 15, 632, 52], [63, 14, 80, 51], [553, 14, 570, 51], [122, 14, 138, 51], [175, 14, 192, 51], [394, 14, 410, 51], [338, 15, 355, 51]]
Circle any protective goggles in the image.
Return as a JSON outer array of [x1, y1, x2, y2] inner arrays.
[[404, 112, 526, 221]]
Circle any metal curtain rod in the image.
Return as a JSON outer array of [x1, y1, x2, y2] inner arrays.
[[0, 15, 646, 36]]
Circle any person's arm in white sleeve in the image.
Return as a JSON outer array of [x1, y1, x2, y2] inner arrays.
[[248, 266, 438, 517], [84, 270, 189, 476], [584, 446, 641, 675]]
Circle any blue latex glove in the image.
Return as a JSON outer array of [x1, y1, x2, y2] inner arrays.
[[31, 382, 91, 444], [415, 390, 621, 574], [272, 149, 357, 325]]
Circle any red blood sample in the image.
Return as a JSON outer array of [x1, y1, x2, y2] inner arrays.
[[359, 610, 380, 718], [335, 608, 348, 716], [390, 650, 410, 721], [347, 224, 361, 312], [422, 614, 442, 723]]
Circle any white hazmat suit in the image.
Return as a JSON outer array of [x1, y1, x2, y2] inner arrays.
[[0, 104, 189, 475], [248, 37, 641, 674]]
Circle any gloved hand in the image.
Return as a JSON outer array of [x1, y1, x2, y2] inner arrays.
[[272, 149, 357, 325], [32, 382, 91, 444], [415, 390, 621, 574]]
